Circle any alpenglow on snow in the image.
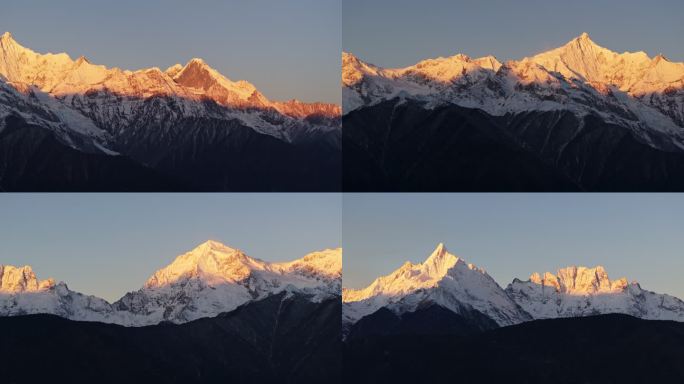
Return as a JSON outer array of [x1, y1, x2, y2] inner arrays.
[[0, 241, 342, 326], [342, 244, 684, 330]]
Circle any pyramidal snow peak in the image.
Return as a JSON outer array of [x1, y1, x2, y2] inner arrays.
[[342, 243, 531, 327], [0, 241, 341, 326], [342, 245, 684, 330]]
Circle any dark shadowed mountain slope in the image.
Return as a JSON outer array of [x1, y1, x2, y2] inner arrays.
[[0, 114, 182, 191], [0, 292, 341, 384], [346, 304, 498, 340], [344, 314, 684, 384], [343, 99, 684, 191], [343, 100, 579, 191]]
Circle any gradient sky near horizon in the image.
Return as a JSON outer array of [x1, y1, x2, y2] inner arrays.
[[343, 194, 684, 300], [2, 0, 341, 103], [343, 0, 684, 67], [0, 194, 341, 302]]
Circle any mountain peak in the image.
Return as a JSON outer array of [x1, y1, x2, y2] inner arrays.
[[0, 31, 26, 55], [278, 248, 342, 281], [121, 244, 341, 325], [195, 239, 231, 251], [653, 53, 669, 64], [450, 53, 471, 62], [507, 265, 684, 322], [75, 55, 91, 65], [429, 242, 447, 258], [171, 57, 262, 104], [342, 51, 363, 64], [567, 32, 597, 48], [345, 244, 470, 303], [187, 57, 208, 66], [164, 63, 183, 77], [565, 32, 601, 50], [0, 264, 56, 293], [525, 265, 629, 295], [142, 240, 256, 289], [342, 246, 530, 327]]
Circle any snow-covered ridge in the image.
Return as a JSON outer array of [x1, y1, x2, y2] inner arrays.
[[524, 265, 629, 296], [0, 240, 341, 326], [0, 32, 339, 116], [343, 244, 684, 328], [342, 244, 531, 327], [343, 33, 684, 150], [506, 266, 684, 321], [0, 32, 340, 151]]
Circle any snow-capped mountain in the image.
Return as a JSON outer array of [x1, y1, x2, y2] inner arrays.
[[343, 33, 684, 150], [114, 240, 341, 325], [342, 244, 531, 328], [0, 31, 339, 146], [506, 265, 684, 321], [343, 33, 684, 191], [0, 32, 341, 191], [343, 245, 684, 333], [0, 264, 116, 321], [0, 240, 341, 326]]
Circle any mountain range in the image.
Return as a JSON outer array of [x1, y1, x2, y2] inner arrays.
[[0, 240, 341, 325], [4, 241, 683, 382], [0, 32, 341, 191], [342, 244, 684, 382], [0, 240, 342, 383], [343, 33, 684, 191], [342, 244, 684, 337]]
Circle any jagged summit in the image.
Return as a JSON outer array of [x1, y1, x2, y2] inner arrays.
[[507, 265, 684, 321], [343, 244, 684, 330], [343, 32, 684, 143], [0, 265, 56, 293], [570, 31, 595, 46], [342, 244, 529, 327], [343, 243, 460, 303], [187, 57, 207, 65], [0, 32, 339, 126], [524, 265, 630, 295], [164, 63, 183, 77], [430, 242, 447, 257], [0, 242, 341, 326]]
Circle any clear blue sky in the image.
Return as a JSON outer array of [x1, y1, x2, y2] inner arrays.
[[2, 0, 341, 103], [343, 0, 684, 67], [0, 194, 341, 302], [343, 194, 684, 300]]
